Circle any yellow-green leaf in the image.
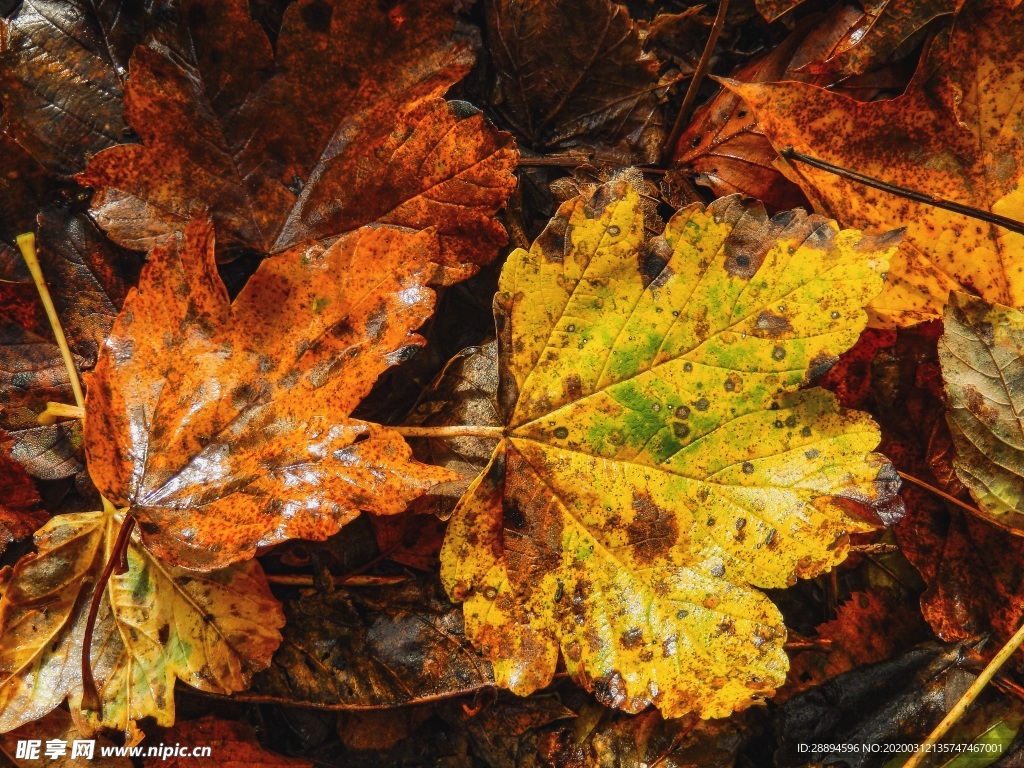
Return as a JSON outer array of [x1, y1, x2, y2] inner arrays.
[[0, 509, 283, 743], [939, 291, 1024, 530], [441, 179, 902, 719]]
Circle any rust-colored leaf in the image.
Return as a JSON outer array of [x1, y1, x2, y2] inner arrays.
[[78, 0, 517, 281], [0, 437, 44, 556], [144, 717, 311, 767], [86, 218, 456, 569], [729, 2, 1024, 325]]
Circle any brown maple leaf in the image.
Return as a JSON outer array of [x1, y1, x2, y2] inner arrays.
[[85, 218, 457, 569], [78, 0, 517, 281]]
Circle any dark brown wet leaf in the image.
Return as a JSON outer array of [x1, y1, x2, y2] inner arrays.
[[0, 0, 149, 174], [249, 576, 494, 708], [486, 0, 672, 164]]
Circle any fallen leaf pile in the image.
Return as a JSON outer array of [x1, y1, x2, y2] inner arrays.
[[4, 0, 1024, 763]]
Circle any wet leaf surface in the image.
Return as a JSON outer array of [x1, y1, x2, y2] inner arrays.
[[730, 2, 1024, 326], [86, 218, 456, 569], [249, 576, 494, 709]]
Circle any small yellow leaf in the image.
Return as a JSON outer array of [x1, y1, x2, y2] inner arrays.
[[0, 509, 283, 743], [442, 179, 902, 719]]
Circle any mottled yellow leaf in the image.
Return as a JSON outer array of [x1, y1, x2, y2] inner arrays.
[[441, 179, 902, 719], [0, 509, 282, 743]]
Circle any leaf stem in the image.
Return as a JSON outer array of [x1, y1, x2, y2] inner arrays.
[[780, 148, 1024, 237], [663, 0, 730, 165], [904, 627, 1024, 768], [17, 233, 85, 407], [391, 424, 505, 439], [37, 401, 86, 425], [81, 513, 136, 715]]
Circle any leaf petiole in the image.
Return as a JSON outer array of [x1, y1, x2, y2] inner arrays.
[[392, 424, 505, 439], [37, 401, 86, 425], [80, 513, 136, 715], [16, 234, 86, 407]]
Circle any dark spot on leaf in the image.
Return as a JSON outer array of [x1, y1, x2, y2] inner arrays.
[[742, 462, 754, 474], [620, 627, 643, 648], [301, 0, 332, 33], [695, 397, 709, 411], [553, 426, 569, 439], [755, 310, 792, 337]]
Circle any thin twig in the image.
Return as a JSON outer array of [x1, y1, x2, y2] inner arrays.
[[849, 543, 899, 554], [781, 148, 1024, 237], [663, 0, 730, 165], [81, 515, 136, 714], [905, 625, 1024, 768], [265, 574, 409, 587], [897, 471, 984, 517]]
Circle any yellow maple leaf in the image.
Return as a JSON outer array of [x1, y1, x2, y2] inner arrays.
[[440, 179, 902, 719]]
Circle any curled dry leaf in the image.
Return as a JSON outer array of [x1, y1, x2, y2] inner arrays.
[[939, 292, 1024, 530], [441, 179, 903, 719], [485, 0, 671, 165], [670, 6, 907, 212], [755, 0, 961, 75], [85, 218, 457, 569], [143, 717, 312, 768], [728, 1, 1024, 326], [78, 0, 517, 281], [0, 508, 283, 742], [249, 576, 494, 708]]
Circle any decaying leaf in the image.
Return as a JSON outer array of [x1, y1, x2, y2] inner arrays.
[[0, 438, 44, 556], [782, 589, 929, 701], [0, 210, 139, 482], [1, 708, 130, 767], [728, 2, 1024, 326], [775, 641, 982, 768], [0, 507, 283, 742], [85, 217, 456, 569], [442, 179, 902, 719], [485, 0, 671, 164], [755, 0, 960, 75], [670, 6, 906, 212], [78, 0, 517, 280], [938, 292, 1024, 530], [402, 341, 502, 519], [143, 717, 312, 767], [249, 576, 494, 708]]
